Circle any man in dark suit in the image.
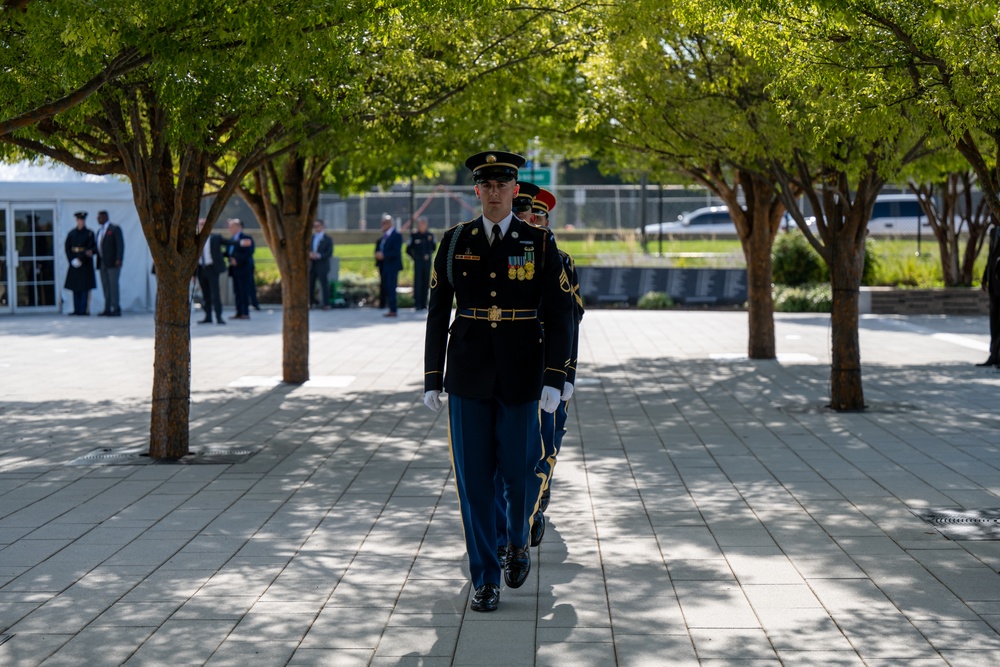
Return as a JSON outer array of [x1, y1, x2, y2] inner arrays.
[[423, 150, 574, 613], [309, 219, 334, 310], [980, 222, 1000, 366], [374, 213, 403, 317], [196, 218, 227, 325], [95, 210, 125, 316], [226, 218, 255, 320]]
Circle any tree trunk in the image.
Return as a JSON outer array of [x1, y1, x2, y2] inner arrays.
[[828, 232, 865, 411], [742, 179, 780, 359], [696, 167, 781, 359], [938, 227, 959, 286], [279, 238, 311, 384], [241, 152, 327, 385], [149, 268, 192, 459]]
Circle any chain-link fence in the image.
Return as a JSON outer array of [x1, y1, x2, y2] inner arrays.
[[317, 184, 725, 232]]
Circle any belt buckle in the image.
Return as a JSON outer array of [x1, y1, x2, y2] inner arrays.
[[487, 305, 501, 322]]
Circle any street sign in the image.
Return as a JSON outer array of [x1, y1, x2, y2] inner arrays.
[[523, 169, 551, 187]]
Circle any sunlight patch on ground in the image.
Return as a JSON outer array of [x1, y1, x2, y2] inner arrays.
[[228, 375, 356, 388]]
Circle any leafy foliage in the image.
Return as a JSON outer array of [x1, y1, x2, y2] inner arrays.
[[636, 291, 675, 310], [773, 284, 832, 313], [772, 232, 826, 286]]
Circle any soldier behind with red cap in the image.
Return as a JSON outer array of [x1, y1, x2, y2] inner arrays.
[[532, 187, 584, 517], [512, 181, 540, 222], [423, 151, 575, 613]]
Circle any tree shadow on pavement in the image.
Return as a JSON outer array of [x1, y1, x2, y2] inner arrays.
[[2, 354, 1000, 664]]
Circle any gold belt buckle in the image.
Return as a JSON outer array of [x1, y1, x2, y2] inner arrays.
[[487, 305, 501, 322]]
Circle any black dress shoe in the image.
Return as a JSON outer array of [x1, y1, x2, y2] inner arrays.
[[538, 487, 551, 512], [197, 318, 212, 324], [496, 544, 508, 564], [976, 358, 997, 367], [470, 583, 500, 612], [530, 511, 546, 547], [216, 319, 226, 325], [504, 544, 530, 589]]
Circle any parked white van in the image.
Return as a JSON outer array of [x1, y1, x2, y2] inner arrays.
[[866, 194, 931, 236]]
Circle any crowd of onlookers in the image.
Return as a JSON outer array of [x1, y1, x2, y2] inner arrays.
[[65, 212, 434, 320]]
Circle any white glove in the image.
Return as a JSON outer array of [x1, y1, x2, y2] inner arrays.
[[540, 386, 561, 413], [423, 390, 443, 412], [71, 258, 82, 268], [561, 382, 574, 402]]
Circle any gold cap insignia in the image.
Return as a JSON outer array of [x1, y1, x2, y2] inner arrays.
[[486, 154, 497, 164]]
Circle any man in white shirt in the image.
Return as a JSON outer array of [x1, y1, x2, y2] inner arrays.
[[195, 218, 227, 324], [309, 219, 334, 310]]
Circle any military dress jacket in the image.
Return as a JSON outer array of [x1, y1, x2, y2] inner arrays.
[[984, 227, 1000, 297], [64, 226, 97, 291], [424, 215, 575, 404], [407, 231, 437, 264], [559, 248, 585, 385]]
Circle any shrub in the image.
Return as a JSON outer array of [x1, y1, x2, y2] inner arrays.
[[862, 239, 879, 286], [772, 232, 826, 285], [636, 291, 674, 309], [338, 272, 380, 305], [773, 284, 832, 312]]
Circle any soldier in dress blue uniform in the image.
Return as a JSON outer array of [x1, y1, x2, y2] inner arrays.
[[64, 211, 97, 316], [406, 216, 436, 310], [423, 151, 575, 613], [532, 188, 584, 515], [512, 181, 540, 221], [492, 179, 542, 557]]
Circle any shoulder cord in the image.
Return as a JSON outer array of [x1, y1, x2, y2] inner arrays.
[[447, 222, 467, 288]]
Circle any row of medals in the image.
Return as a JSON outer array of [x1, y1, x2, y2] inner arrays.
[[509, 250, 535, 281]]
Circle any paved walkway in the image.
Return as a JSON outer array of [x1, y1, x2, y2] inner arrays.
[[1, 307, 1000, 666]]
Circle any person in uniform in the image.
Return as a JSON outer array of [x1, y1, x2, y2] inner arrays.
[[95, 210, 125, 316], [532, 188, 584, 515], [309, 219, 335, 310], [512, 181, 540, 222], [423, 150, 575, 613], [196, 218, 227, 324], [492, 179, 542, 556], [226, 218, 255, 320], [406, 216, 436, 310], [979, 221, 1000, 366], [64, 211, 97, 316]]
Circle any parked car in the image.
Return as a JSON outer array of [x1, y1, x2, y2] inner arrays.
[[640, 206, 806, 236], [640, 206, 738, 236], [864, 193, 931, 236]]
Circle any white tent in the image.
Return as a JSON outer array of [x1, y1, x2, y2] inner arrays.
[[0, 162, 154, 315]]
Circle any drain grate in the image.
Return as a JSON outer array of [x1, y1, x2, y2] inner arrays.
[[66, 445, 261, 466], [911, 508, 1000, 541]]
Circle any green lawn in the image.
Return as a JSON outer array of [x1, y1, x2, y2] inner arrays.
[[252, 235, 984, 289]]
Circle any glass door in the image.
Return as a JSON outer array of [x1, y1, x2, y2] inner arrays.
[[11, 205, 58, 312]]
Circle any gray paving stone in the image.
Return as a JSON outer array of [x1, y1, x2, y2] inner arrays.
[[39, 626, 155, 666], [122, 619, 237, 664], [2, 310, 1000, 665]]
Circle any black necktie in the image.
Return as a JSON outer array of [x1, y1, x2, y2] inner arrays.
[[491, 224, 502, 246]]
